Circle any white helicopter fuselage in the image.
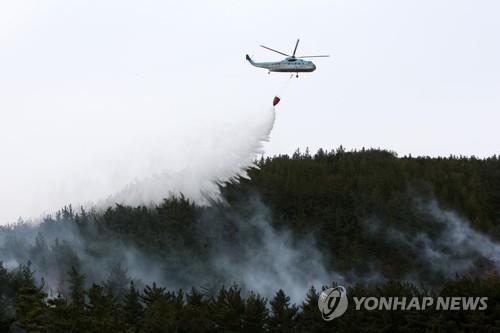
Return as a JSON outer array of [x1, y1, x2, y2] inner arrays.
[[246, 55, 316, 73]]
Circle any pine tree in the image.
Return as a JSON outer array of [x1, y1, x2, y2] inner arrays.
[[209, 285, 246, 331], [66, 265, 87, 332], [243, 292, 268, 333], [141, 283, 167, 308], [123, 281, 143, 332], [179, 288, 212, 333], [86, 283, 119, 333], [67, 265, 86, 308], [15, 274, 49, 333], [47, 295, 74, 333], [104, 262, 129, 302], [141, 289, 183, 333], [267, 289, 298, 333], [297, 286, 328, 333], [0, 262, 15, 331]]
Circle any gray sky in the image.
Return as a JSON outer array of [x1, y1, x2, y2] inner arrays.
[[0, 0, 499, 223]]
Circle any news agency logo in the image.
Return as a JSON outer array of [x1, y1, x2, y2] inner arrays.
[[352, 296, 488, 311], [317, 286, 348, 321], [317, 286, 488, 321]]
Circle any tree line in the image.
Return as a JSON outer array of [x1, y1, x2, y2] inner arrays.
[[1, 147, 500, 331], [2, 263, 499, 332]]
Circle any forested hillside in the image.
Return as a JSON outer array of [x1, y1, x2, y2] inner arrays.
[[1, 148, 499, 332], [243, 147, 500, 280]]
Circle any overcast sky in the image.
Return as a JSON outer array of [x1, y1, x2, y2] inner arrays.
[[0, 0, 499, 223]]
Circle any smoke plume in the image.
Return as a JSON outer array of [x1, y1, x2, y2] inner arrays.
[[0, 99, 275, 224], [0, 194, 333, 303], [365, 198, 500, 283]]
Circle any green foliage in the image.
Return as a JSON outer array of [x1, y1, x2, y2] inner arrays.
[[297, 287, 329, 333], [86, 283, 121, 333], [179, 288, 212, 333], [141, 287, 184, 333], [66, 265, 88, 332], [243, 292, 268, 333], [68, 266, 86, 309], [46, 296, 73, 333], [210, 284, 246, 331], [14, 266, 49, 333], [0, 263, 17, 329], [267, 289, 298, 333], [15, 285, 49, 332], [1, 148, 500, 331], [104, 263, 130, 302], [1, 261, 499, 332], [123, 281, 144, 332]]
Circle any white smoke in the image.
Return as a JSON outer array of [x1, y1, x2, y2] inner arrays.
[[422, 200, 500, 272], [203, 196, 338, 303], [0, 92, 276, 224], [0, 194, 334, 304], [372, 199, 500, 279], [103, 107, 276, 207]]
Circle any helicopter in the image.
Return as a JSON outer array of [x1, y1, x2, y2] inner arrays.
[[246, 39, 329, 77]]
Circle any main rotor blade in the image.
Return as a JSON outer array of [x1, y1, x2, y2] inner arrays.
[[292, 39, 300, 57], [260, 45, 290, 57], [297, 55, 330, 58]]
